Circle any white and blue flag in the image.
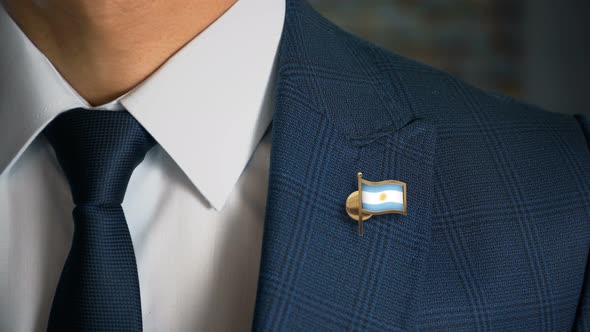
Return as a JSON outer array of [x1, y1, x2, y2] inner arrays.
[[361, 179, 406, 214]]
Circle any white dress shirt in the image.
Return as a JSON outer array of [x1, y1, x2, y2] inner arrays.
[[0, 0, 285, 330]]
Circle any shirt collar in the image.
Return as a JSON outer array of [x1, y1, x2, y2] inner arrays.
[[0, 0, 285, 210]]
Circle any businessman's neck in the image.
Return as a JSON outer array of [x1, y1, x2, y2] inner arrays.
[[4, 0, 237, 105]]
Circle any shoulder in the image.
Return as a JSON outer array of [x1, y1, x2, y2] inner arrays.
[[286, 1, 585, 146], [331, 17, 574, 130]]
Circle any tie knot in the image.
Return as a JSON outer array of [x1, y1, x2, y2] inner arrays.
[[44, 108, 156, 205]]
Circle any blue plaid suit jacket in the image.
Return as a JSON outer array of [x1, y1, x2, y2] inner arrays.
[[253, 1, 590, 330]]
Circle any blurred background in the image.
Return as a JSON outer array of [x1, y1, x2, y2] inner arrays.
[[309, 0, 590, 115]]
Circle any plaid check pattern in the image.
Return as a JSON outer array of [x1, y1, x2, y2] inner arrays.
[[253, 1, 590, 331]]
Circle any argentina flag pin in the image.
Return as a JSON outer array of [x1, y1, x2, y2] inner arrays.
[[345, 172, 407, 236]]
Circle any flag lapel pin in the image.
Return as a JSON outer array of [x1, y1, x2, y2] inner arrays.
[[345, 172, 407, 236]]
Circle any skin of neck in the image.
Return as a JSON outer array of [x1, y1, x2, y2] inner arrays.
[[4, 0, 237, 106]]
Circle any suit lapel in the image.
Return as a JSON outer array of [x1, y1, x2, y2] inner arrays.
[[253, 1, 438, 330]]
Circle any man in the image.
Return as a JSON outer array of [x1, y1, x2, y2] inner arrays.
[[0, 0, 588, 331]]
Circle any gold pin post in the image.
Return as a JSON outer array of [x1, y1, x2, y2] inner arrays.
[[357, 172, 363, 236], [346, 172, 374, 236]]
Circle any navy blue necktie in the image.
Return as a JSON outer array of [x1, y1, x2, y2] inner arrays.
[[44, 108, 155, 331]]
